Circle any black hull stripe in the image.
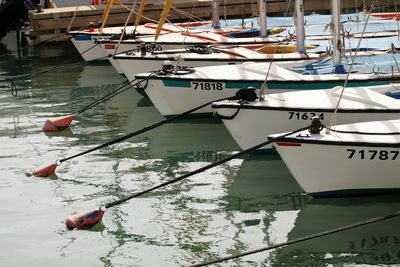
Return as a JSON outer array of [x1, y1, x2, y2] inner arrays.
[[212, 104, 400, 113], [272, 137, 400, 147]]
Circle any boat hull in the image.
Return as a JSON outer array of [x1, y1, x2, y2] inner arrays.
[[274, 140, 400, 197], [214, 106, 400, 150], [143, 78, 390, 117], [70, 34, 110, 61]]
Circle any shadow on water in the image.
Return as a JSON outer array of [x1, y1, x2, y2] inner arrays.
[[225, 154, 307, 213]]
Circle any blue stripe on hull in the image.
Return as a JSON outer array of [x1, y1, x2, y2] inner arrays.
[[73, 35, 92, 41]]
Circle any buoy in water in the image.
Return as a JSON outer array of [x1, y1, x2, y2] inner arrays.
[[27, 163, 58, 177], [65, 208, 105, 230], [41, 115, 75, 132]]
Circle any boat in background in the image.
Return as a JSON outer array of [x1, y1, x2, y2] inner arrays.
[[132, 0, 400, 117], [113, 43, 321, 77], [68, 21, 213, 62], [271, 119, 400, 197]]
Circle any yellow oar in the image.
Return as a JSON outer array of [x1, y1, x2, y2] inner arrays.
[[134, 0, 146, 28], [257, 44, 319, 54], [100, 0, 121, 33], [268, 27, 286, 35], [155, 0, 174, 41]]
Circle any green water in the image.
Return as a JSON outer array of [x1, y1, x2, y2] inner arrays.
[[1, 41, 400, 267]]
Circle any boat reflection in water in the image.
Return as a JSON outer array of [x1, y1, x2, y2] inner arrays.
[[226, 154, 306, 213], [219, 154, 308, 265], [273, 195, 400, 266]]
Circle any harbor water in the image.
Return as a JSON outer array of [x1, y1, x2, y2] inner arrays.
[[1, 40, 400, 266]]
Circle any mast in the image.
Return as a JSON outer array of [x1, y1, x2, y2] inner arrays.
[[295, 0, 305, 52], [211, 0, 220, 29], [331, 0, 344, 72], [258, 0, 267, 37]]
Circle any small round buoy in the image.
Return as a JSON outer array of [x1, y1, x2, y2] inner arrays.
[[66, 208, 105, 230], [41, 115, 75, 132], [30, 163, 57, 177]]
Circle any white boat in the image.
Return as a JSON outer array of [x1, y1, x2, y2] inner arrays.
[[97, 30, 285, 68], [68, 21, 221, 62], [113, 43, 322, 78], [270, 118, 400, 197], [212, 83, 400, 150], [134, 60, 400, 117], [132, 0, 400, 117], [112, 39, 399, 77]]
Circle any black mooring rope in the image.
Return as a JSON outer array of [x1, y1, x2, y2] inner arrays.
[[57, 88, 257, 164], [104, 124, 311, 209], [189, 210, 400, 267]]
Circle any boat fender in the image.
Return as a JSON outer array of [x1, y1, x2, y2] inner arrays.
[[308, 117, 324, 134]]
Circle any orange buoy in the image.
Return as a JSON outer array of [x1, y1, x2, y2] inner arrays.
[[28, 163, 58, 177], [41, 115, 75, 132], [66, 208, 105, 230]]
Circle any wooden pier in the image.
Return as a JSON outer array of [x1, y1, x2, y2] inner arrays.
[[28, 0, 381, 45]]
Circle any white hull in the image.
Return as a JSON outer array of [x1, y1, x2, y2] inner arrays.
[[113, 45, 320, 76], [213, 84, 400, 150], [272, 119, 400, 197], [102, 43, 185, 74], [97, 31, 284, 68], [136, 62, 398, 117], [143, 79, 242, 116], [68, 22, 213, 61], [117, 57, 242, 82], [70, 35, 109, 61], [215, 108, 400, 150]]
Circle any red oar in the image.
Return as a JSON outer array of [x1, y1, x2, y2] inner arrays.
[[64, 122, 316, 230], [41, 79, 137, 132], [31, 89, 258, 177]]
